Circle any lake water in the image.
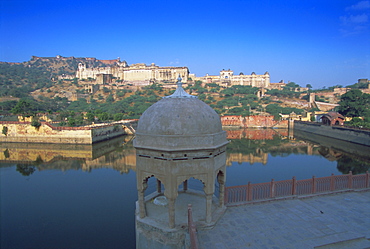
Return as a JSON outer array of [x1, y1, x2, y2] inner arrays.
[[1, 129, 369, 249]]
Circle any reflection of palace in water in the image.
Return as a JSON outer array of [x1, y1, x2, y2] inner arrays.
[[225, 128, 315, 166], [1, 129, 369, 175], [0, 136, 136, 174], [227, 152, 268, 165], [225, 128, 289, 140], [225, 128, 370, 168]]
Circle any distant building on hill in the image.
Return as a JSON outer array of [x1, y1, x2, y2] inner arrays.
[[193, 69, 279, 89], [76, 59, 189, 84]]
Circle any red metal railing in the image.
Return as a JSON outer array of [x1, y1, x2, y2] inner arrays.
[[225, 171, 370, 205], [188, 204, 199, 249]]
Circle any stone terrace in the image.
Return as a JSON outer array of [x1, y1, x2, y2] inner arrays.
[[197, 190, 370, 249]]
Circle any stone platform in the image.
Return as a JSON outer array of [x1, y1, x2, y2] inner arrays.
[[197, 190, 370, 249], [135, 190, 226, 248]]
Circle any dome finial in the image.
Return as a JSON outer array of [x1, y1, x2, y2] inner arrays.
[[164, 74, 197, 98], [176, 75, 183, 89]]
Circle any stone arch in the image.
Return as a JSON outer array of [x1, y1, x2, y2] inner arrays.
[[216, 169, 226, 207], [217, 170, 226, 185]]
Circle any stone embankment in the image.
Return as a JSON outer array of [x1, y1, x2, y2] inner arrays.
[[221, 115, 288, 128], [0, 121, 135, 144], [294, 121, 370, 146]]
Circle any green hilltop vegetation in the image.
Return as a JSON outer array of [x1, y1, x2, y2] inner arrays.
[[0, 57, 369, 128]]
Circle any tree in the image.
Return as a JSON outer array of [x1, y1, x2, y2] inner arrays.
[[338, 89, 370, 117], [2, 126, 8, 136], [11, 99, 32, 116], [31, 120, 41, 129], [86, 112, 95, 122], [284, 82, 300, 90], [113, 113, 124, 121], [98, 112, 109, 121], [67, 118, 76, 127], [106, 94, 115, 103]]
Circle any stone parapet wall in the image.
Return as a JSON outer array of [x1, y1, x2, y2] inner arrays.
[[294, 121, 370, 146], [0, 122, 126, 144], [225, 128, 288, 140], [221, 115, 288, 128]]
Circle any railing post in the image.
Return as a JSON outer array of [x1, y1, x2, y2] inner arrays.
[[224, 187, 228, 205], [247, 182, 252, 201], [157, 179, 162, 193], [270, 179, 275, 198], [292, 176, 296, 195], [366, 171, 369, 188], [330, 173, 335, 191], [312, 176, 316, 194], [348, 171, 353, 189], [188, 204, 199, 249]]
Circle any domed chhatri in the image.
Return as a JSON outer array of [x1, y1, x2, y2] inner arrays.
[[134, 76, 227, 151], [134, 76, 228, 244]]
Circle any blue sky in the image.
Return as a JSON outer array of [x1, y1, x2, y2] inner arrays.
[[1, 0, 369, 88]]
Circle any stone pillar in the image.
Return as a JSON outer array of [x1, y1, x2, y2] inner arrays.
[[205, 193, 213, 223], [156, 179, 161, 193], [309, 93, 315, 107], [138, 179, 148, 218], [183, 180, 188, 192], [217, 172, 226, 207], [138, 190, 146, 218], [168, 197, 176, 229], [288, 118, 294, 129]]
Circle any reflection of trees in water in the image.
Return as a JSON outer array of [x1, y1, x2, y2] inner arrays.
[[318, 146, 343, 162], [16, 155, 44, 176], [316, 145, 370, 174], [38, 159, 85, 171], [227, 136, 310, 158], [3, 149, 10, 158], [227, 136, 289, 155], [337, 156, 370, 175], [16, 164, 36, 176], [34, 155, 44, 165], [7, 136, 136, 175], [269, 146, 305, 157]]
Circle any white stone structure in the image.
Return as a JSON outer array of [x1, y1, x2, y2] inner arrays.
[[220, 70, 270, 87], [134, 77, 228, 248], [76, 60, 189, 83], [200, 70, 271, 88]]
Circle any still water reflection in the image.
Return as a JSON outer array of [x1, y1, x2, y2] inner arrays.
[[1, 129, 369, 249]]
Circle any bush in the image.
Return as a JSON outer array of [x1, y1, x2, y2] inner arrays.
[[31, 120, 41, 129], [2, 126, 8, 136], [345, 117, 370, 129]]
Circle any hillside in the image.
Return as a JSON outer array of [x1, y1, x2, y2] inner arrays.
[[25, 55, 117, 76], [0, 55, 119, 99], [3, 55, 368, 126]]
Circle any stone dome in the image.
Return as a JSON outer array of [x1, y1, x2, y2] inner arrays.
[[134, 77, 227, 151]]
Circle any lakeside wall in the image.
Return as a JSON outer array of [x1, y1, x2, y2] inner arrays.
[[0, 121, 129, 144], [293, 121, 370, 146], [221, 115, 288, 128]]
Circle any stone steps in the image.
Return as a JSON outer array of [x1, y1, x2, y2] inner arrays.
[[315, 236, 370, 249]]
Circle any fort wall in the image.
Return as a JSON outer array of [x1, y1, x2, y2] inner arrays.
[[76, 62, 189, 83], [221, 115, 288, 128], [294, 121, 370, 146]]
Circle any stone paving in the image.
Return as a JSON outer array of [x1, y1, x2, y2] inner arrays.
[[197, 190, 370, 249]]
